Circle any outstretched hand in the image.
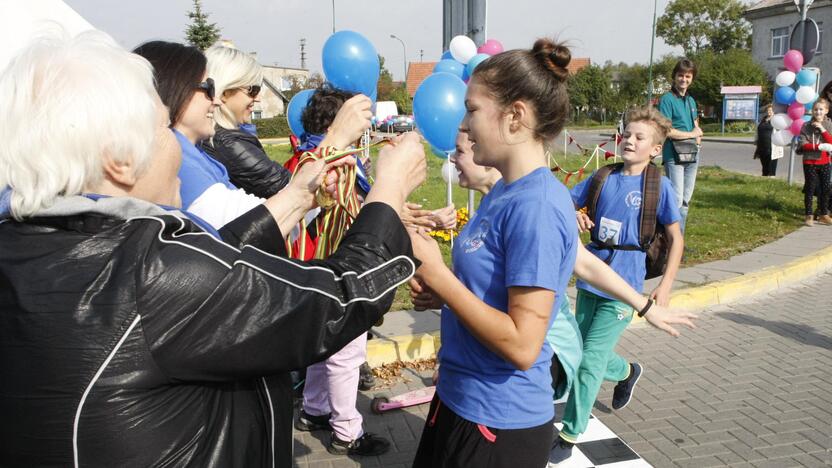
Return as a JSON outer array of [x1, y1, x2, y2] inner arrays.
[[643, 304, 697, 338]]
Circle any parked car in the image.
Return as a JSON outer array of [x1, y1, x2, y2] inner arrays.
[[376, 115, 415, 134]]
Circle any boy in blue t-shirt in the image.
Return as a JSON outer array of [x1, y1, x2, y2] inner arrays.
[[553, 107, 684, 459]]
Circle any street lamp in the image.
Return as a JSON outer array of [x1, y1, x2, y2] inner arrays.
[[390, 34, 407, 82], [647, 0, 658, 106]]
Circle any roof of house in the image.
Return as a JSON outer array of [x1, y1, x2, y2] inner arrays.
[[406, 62, 437, 97], [567, 58, 591, 75], [745, 0, 829, 16], [721, 85, 763, 94], [746, 0, 791, 11], [405, 57, 592, 97]]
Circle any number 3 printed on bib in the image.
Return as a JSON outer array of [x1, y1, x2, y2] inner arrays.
[[598, 216, 622, 246]]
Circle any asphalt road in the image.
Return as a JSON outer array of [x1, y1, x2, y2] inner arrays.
[[565, 130, 806, 185]]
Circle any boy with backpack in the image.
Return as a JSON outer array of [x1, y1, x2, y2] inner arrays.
[[551, 107, 684, 460]]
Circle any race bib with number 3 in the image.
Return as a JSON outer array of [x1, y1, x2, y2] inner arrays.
[[598, 216, 622, 246]]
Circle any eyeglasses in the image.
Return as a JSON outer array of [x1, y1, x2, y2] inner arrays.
[[195, 78, 215, 100], [240, 84, 261, 98]]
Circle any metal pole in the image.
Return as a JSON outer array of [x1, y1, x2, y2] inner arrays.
[[647, 0, 658, 106], [331, 0, 335, 33], [789, 0, 811, 185], [390, 34, 407, 82], [468, 189, 475, 215], [788, 142, 796, 185]]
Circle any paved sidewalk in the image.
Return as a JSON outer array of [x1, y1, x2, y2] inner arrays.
[[293, 272, 832, 467]]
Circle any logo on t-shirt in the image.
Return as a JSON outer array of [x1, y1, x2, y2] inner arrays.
[[625, 190, 642, 210], [463, 219, 489, 253]]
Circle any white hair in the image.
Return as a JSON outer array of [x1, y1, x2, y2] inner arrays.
[[205, 45, 263, 130], [0, 29, 158, 219]]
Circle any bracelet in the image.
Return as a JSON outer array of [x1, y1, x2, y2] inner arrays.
[[638, 298, 653, 317]]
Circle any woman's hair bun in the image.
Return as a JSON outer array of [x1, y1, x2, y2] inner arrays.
[[532, 38, 571, 82]]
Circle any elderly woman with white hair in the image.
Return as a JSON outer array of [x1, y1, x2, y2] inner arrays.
[[0, 31, 427, 468], [200, 45, 292, 198]]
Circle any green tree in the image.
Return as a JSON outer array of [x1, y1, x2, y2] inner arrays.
[[284, 72, 325, 101], [656, 0, 751, 55], [687, 48, 770, 109], [377, 55, 412, 114], [185, 0, 221, 51], [568, 64, 613, 121]]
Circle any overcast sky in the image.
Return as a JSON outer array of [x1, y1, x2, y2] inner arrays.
[[66, 0, 685, 81]]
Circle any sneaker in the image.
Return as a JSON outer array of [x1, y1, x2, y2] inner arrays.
[[612, 363, 643, 410], [294, 409, 332, 432], [548, 435, 575, 465], [328, 432, 390, 456], [818, 215, 832, 225], [805, 216, 815, 227], [358, 362, 375, 391]]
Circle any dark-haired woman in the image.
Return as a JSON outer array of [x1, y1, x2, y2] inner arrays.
[[133, 41, 263, 228], [408, 39, 579, 468], [754, 104, 777, 177]]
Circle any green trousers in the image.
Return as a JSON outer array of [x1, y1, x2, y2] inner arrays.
[[560, 289, 633, 441]]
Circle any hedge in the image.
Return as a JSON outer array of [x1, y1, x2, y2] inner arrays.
[[255, 116, 291, 139]]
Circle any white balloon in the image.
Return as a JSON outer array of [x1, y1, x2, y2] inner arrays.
[[775, 70, 796, 87], [449, 35, 477, 64], [796, 86, 817, 104], [770, 113, 792, 131], [441, 160, 459, 184], [772, 129, 794, 146]]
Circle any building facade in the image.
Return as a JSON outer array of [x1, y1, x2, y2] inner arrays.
[[255, 65, 309, 119], [746, 0, 831, 86]]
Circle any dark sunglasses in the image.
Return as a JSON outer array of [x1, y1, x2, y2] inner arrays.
[[240, 85, 261, 98], [195, 77, 215, 100]]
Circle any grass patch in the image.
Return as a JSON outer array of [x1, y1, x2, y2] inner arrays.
[[264, 144, 805, 311], [702, 132, 754, 138]]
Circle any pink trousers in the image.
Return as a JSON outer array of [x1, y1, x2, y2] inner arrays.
[[301, 332, 367, 441]]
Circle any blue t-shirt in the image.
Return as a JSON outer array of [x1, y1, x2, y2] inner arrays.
[[174, 129, 238, 208], [437, 167, 578, 429], [658, 90, 698, 163], [571, 169, 680, 298]]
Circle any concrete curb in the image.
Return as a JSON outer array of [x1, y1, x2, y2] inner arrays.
[[366, 244, 832, 367]]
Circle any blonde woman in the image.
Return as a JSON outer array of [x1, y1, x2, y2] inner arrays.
[[202, 45, 292, 198]]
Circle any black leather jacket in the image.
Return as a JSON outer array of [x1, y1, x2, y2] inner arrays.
[[0, 196, 414, 467], [202, 127, 292, 198]]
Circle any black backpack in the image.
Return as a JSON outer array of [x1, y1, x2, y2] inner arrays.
[[584, 162, 669, 280]]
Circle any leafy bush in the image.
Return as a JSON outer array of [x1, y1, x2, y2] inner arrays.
[[701, 121, 756, 133], [254, 116, 291, 138]]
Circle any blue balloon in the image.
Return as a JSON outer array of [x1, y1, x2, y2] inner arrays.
[[322, 30, 380, 97], [796, 69, 817, 87], [441, 50, 453, 60], [430, 145, 450, 159], [286, 89, 315, 137], [803, 114, 812, 122], [413, 72, 467, 153], [465, 53, 491, 78], [433, 59, 465, 78], [775, 86, 796, 105]]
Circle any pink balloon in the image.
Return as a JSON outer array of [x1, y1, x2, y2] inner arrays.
[[784, 49, 804, 73], [788, 101, 806, 120], [790, 118, 805, 136], [477, 39, 504, 56]]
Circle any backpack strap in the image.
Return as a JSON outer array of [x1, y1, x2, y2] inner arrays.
[[638, 163, 661, 249], [585, 163, 624, 246]]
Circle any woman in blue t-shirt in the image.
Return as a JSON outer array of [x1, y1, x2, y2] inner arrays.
[[407, 38, 578, 468]]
